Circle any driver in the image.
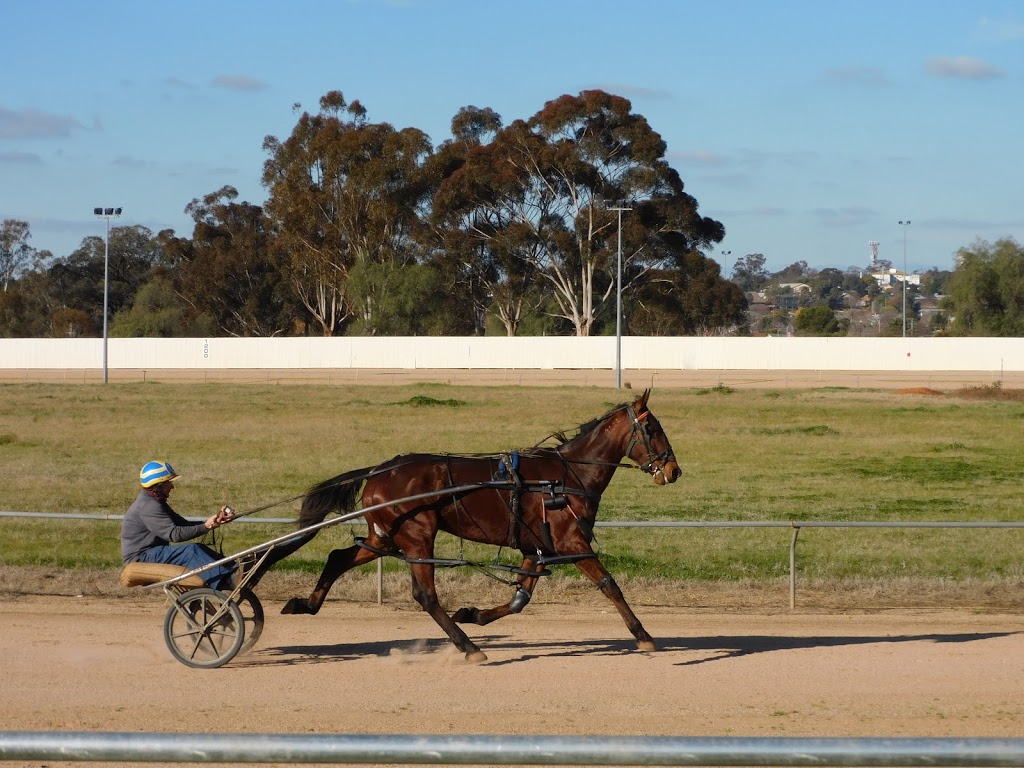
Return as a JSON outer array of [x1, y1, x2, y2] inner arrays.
[[120, 460, 236, 590]]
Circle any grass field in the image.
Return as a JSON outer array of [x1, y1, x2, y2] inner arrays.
[[2, 381, 1023, 591]]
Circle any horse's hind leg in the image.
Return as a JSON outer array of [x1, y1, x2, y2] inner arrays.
[[452, 558, 543, 626], [281, 542, 378, 616], [575, 557, 656, 652], [409, 561, 487, 663]]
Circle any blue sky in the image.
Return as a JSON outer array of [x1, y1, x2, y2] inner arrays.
[[2, 0, 1021, 275]]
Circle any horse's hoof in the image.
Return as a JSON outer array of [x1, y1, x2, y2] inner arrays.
[[637, 639, 657, 653], [465, 649, 488, 664], [452, 607, 479, 624], [281, 598, 307, 615]]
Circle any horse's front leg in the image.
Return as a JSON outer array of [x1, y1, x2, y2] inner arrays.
[[408, 561, 487, 663], [575, 556, 656, 652], [452, 557, 543, 626], [281, 542, 378, 616]]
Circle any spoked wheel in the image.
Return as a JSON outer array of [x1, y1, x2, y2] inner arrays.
[[236, 589, 264, 654], [163, 588, 245, 669]]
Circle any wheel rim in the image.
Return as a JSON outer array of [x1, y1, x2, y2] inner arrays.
[[163, 588, 244, 669], [236, 590, 265, 653]]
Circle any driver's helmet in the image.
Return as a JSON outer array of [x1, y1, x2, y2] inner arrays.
[[140, 460, 179, 488]]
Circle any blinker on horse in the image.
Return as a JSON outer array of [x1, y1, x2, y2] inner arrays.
[[279, 389, 681, 663]]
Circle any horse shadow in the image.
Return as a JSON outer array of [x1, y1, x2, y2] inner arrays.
[[237, 629, 1020, 668]]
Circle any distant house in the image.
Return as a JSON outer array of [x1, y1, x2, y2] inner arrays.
[[871, 269, 921, 289], [770, 283, 811, 310], [917, 294, 946, 329], [746, 292, 773, 322], [842, 291, 868, 309]]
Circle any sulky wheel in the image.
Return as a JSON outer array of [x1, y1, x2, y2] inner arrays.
[[163, 588, 245, 669], [236, 589, 264, 654]]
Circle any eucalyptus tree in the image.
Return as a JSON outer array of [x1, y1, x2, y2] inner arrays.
[[943, 237, 1024, 336], [630, 255, 748, 335], [0, 248, 53, 337], [47, 225, 162, 335], [262, 91, 433, 336], [0, 219, 34, 291], [729, 253, 770, 292], [427, 106, 547, 336], [434, 90, 727, 336], [172, 186, 292, 336]]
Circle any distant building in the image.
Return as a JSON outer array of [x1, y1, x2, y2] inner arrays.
[[870, 269, 921, 288], [777, 282, 812, 293]]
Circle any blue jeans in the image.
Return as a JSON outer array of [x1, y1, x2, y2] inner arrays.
[[136, 543, 235, 590]]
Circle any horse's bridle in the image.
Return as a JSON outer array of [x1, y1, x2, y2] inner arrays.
[[624, 404, 677, 481]]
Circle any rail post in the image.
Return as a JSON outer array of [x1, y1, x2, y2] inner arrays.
[[790, 523, 801, 609]]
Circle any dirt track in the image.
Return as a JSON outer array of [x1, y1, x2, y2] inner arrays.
[[2, 591, 1021, 764]]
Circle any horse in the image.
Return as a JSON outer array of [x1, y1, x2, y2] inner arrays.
[[280, 389, 681, 662]]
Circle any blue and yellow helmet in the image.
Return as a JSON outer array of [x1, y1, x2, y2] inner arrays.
[[140, 460, 179, 488]]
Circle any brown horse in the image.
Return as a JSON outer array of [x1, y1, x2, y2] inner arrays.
[[281, 389, 681, 662]]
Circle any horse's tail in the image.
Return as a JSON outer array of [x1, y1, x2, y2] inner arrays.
[[298, 465, 371, 529]]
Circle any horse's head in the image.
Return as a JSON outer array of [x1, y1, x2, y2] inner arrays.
[[623, 389, 682, 485]]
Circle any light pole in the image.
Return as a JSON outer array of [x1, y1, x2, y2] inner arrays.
[[93, 207, 122, 383], [898, 220, 911, 338], [610, 205, 631, 388]]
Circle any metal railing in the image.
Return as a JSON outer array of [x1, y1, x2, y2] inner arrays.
[[3, 512, 1023, 609], [597, 520, 1024, 608], [2, 732, 1024, 766]]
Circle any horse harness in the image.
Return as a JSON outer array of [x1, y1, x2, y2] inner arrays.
[[480, 403, 674, 552], [624, 403, 677, 478], [357, 402, 673, 578]]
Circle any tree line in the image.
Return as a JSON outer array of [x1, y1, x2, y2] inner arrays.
[[0, 89, 746, 339], [1, 88, 1020, 339]]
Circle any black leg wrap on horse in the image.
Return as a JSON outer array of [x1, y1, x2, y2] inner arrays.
[[509, 586, 532, 613]]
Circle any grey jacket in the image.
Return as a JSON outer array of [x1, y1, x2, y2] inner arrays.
[[120, 490, 208, 563]]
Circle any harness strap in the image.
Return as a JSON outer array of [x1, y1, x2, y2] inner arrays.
[[624, 404, 676, 474], [497, 452, 524, 548]]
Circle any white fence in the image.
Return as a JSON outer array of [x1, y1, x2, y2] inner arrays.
[[1, 336, 1023, 373]]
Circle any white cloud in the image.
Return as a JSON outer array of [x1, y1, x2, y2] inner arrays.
[[162, 76, 196, 89], [110, 155, 157, 169], [925, 56, 1004, 79], [0, 107, 83, 139], [671, 149, 730, 168], [212, 75, 269, 91], [0, 150, 42, 165], [810, 206, 875, 227]]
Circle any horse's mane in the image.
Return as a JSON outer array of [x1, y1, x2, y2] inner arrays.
[[543, 391, 648, 447]]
